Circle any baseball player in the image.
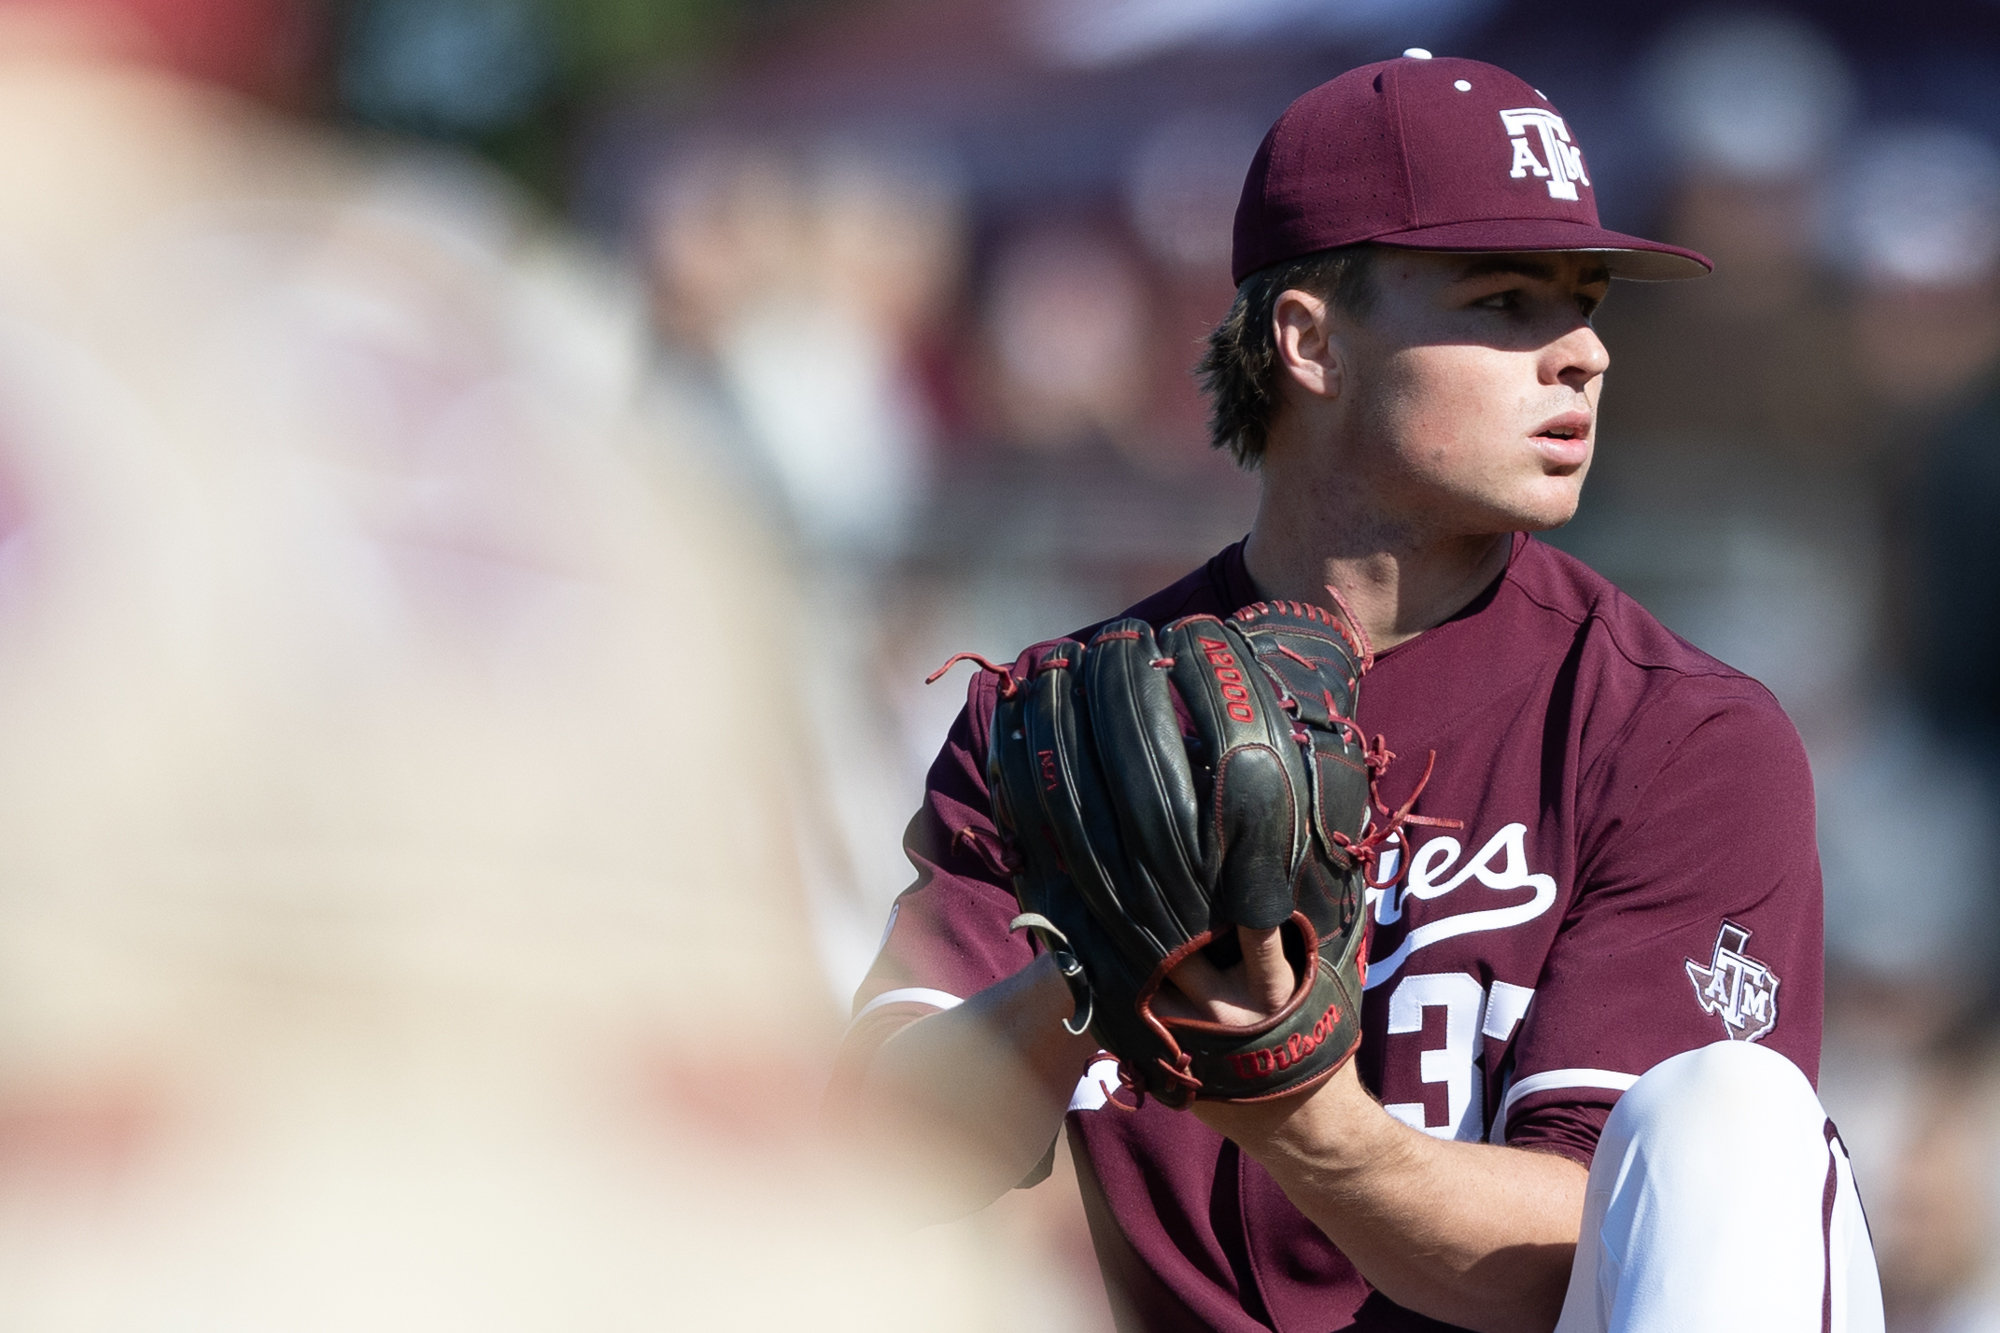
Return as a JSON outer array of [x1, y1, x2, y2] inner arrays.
[[832, 54, 1884, 1333]]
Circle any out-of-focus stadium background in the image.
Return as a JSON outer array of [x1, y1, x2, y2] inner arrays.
[[1, 0, 1999, 1327]]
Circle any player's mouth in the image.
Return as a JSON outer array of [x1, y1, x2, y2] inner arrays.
[[1529, 411, 1593, 468]]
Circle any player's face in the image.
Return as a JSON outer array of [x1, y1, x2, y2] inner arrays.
[[1333, 249, 1612, 536]]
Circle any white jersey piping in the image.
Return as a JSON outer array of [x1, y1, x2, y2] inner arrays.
[[1491, 1066, 1639, 1144], [851, 986, 964, 1025]]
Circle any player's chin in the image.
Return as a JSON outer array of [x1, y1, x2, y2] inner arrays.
[[1504, 476, 1587, 532]]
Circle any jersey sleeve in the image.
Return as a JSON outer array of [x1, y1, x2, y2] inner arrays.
[[1499, 673, 1825, 1162], [843, 665, 1034, 1033]]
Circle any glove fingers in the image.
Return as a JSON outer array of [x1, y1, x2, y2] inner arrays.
[[1230, 606, 1370, 857], [1160, 617, 1309, 932], [1083, 621, 1209, 943], [1019, 643, 1171, 966], [990, 659, 1175, 1074], [988, 686, 1058, 911]]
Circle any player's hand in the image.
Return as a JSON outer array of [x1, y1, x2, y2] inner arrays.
[[979, 602, 1372, 1105], [1160, 926, 1294, 1026]]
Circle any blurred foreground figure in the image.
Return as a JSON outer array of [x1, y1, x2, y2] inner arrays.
[[0, 9, 1028, 1329]]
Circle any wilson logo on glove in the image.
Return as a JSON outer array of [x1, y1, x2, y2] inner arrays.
[[1226, 1000, 1344, 1080], [1039, 749, 1059, 792]]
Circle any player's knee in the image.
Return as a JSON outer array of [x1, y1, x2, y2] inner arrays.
[[1608, 1040, 1823, 1169]]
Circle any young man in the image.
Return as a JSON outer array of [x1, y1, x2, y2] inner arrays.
[[833, 55, 1883, 1333]]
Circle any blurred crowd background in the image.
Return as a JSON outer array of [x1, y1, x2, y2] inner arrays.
[[0, 0, 1998, 1328]]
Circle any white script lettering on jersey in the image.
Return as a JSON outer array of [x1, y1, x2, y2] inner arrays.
[[1362, 822, 1558, 990], [1499, 107, 1589, 201]]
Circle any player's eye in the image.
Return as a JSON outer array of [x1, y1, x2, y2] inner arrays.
[[1473, 289, 1520, 311]]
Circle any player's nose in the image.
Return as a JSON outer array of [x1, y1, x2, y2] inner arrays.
[[1548, 320, 1610, 390]]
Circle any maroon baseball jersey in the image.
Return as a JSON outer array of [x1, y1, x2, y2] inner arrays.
[[849, 535, 1823, 1333]]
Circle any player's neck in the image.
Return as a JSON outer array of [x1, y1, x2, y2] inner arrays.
[[1241, 498, 1512, 654]]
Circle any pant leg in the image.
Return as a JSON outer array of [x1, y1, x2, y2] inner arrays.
[[1551, 1041, 1884, 1333]]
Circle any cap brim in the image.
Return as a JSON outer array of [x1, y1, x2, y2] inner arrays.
[[1370, 218, 1711, 281]]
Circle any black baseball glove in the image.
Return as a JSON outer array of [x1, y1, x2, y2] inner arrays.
[[967, 601, 1389, 1107]]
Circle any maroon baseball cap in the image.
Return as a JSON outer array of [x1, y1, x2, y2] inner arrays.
[[1231, 53, 1711, 285]]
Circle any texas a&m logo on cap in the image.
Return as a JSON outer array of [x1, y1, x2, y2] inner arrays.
[[1500, 107, 1589, 202], [1228, 56, 1710, 284], [1685, 920, 1780, 1043]]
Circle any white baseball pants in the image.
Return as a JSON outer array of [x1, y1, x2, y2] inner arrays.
[[1553, 1041, 1884, 1333]]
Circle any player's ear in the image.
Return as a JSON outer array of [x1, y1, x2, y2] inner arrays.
[[1272, 289, 1342, 402]]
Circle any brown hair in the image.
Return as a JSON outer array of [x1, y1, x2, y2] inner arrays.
[[1195, 245, 1376, 467]]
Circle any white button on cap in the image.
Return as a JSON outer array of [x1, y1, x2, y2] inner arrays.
[[1453, 79, 1472, 91], [1403, 48, 1432, 59]]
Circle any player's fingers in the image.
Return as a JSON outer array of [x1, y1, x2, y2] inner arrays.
[[1240, 925, 1293, 1013], [1166, 951, 1227, 1011], [1165, 929, 1294, 1024]]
